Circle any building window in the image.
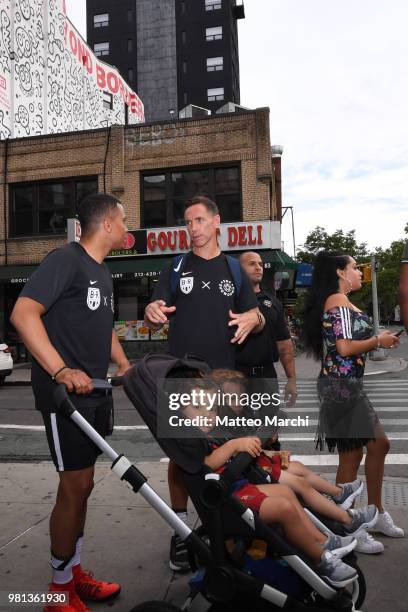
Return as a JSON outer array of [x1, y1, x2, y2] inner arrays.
[[128, 68, 134, 82], [207, 56, 223, 71], [93, 13, 109, 28], [182, 30, 187, 44], [206, 26, 222, 41], [183, 92, 188, 105], [94, 42, 109, 57], [127, 9, 133, 22], [207, 87, 224, 101], [181, 1, 186, 14], [205, 0, 222, 10], [142, 165, 241, 227], [182, 61, 187, 74], [10, 177, 98, 238], [103, 91, 113, 109], [127, 38, 133, 52]]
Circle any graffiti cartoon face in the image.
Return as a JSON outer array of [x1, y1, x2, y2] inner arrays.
[[18, 0, 32, 21], [15, 27, 32, 58], [17, 61, 33, 93]]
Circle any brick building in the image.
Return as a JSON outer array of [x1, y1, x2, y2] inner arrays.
[[0, 108, 294, 356]]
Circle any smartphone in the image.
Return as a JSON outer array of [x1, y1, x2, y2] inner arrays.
[[395, 329, 406, 337]]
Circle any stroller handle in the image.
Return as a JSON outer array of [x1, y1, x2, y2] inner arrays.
[[53, 376, 123, 417]]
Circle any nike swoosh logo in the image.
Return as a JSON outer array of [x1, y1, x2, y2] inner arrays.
[[182, 271, 193, 276], [173, 260, 182, 272], [90, 280, 98, 285]]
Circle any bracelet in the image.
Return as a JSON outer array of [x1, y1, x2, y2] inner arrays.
[[374, 335, 380, 349], [52, 366, 68, 381]]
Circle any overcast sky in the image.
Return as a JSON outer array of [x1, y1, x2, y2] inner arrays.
[[66, 0, 408, 254]]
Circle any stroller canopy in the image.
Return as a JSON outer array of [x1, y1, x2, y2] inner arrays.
[[124, 353, 212, 473]]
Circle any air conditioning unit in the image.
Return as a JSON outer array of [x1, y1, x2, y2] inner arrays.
[[178, 104, 211, 119], [216, 102, 250, 114]]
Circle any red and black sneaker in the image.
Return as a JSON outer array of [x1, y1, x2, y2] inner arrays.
[[44, 578, 90, 612], [73, 564, 121, 602]]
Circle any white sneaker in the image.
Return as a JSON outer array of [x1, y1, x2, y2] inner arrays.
[[370, 510, 405, 538], [355, 530, 384, 554]]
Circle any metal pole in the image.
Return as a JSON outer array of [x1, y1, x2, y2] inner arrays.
[[290, 207, 296, 258], [370, 254, 386, 360]]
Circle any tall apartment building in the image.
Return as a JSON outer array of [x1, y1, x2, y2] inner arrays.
[[0, 0, 143, 141], [86, 0, 245, 122]]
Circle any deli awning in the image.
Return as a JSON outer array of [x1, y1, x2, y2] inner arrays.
[[0, 250, 296, 285], [0, 264, 38, 284], [259, 250, 297, 269]]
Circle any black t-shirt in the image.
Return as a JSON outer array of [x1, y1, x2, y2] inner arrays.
[[236, 289, 290, 366], [151, 252, 257, 368], [20, 243, 114, 410]]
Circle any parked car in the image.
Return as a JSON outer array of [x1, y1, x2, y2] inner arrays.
[[0, 342, 13, 385]]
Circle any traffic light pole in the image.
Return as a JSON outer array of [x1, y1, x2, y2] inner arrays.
[[370, 255, 386, 360]]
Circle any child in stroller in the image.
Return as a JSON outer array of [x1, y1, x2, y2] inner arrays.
[[207, 369, 377, 534], [176, 375, 375, 589]]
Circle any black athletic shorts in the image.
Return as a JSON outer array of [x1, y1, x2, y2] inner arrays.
[[41, 394, 114, 472]]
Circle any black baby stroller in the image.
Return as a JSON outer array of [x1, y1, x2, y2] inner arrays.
[[54, 353, 366, 612]]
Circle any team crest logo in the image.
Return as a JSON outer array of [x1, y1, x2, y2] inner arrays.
[[219, 279, 234, 296], [180, 277, 194, 294], [87, 287, 101, 310]]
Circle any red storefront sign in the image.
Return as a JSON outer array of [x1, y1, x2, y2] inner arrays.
[[106, 221, 280, 258]]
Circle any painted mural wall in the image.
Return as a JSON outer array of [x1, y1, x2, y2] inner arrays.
[[0, 0, 144, 140]]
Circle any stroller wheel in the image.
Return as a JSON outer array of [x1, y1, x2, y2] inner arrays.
[[130, 602, 182, 612]]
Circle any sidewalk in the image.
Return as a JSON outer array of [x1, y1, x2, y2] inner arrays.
[[5, 353, 407, 385], [1, 461, 408, 611]]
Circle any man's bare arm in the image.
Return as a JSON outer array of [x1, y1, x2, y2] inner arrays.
[[277, 339, 296, 379], [277, 338, 297, 406], [10, 297, 92, 393], [111, 331, 131, 375]]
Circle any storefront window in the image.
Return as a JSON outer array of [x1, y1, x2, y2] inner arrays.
[[113, 278, 162, 342], [10, 177, 98, 237], [142, 164, 241, 227]]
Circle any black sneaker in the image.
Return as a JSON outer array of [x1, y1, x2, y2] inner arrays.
[[169, 534, 189, 572]]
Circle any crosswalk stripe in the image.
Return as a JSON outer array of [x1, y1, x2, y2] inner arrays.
[[286, 406, 408, 413], [0, 424, 149, 431], [294, 399, 407, 404], [289, 453, 408, 466], [157, 454, 408, 465], [279, 433, 408, 441], [293, 392, 407, 396], [279, 418, 408, 426]]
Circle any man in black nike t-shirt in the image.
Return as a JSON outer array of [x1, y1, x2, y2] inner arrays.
[[11, 194, 131, 610], [144, 195, 265, 571]]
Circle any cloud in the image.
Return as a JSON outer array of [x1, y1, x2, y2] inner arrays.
[[239, 0, 408, 250]]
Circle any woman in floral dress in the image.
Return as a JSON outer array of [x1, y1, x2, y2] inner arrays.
[[302, 251, 403, 553]]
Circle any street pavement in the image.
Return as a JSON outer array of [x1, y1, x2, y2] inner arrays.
[[1, 343, 407, 611]]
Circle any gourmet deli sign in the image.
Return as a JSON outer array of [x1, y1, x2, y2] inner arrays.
[[108, 221, 281, 258]]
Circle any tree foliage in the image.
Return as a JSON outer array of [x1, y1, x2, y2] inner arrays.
[[297, 226, 407, 323], [296, 227, 369, 264]]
